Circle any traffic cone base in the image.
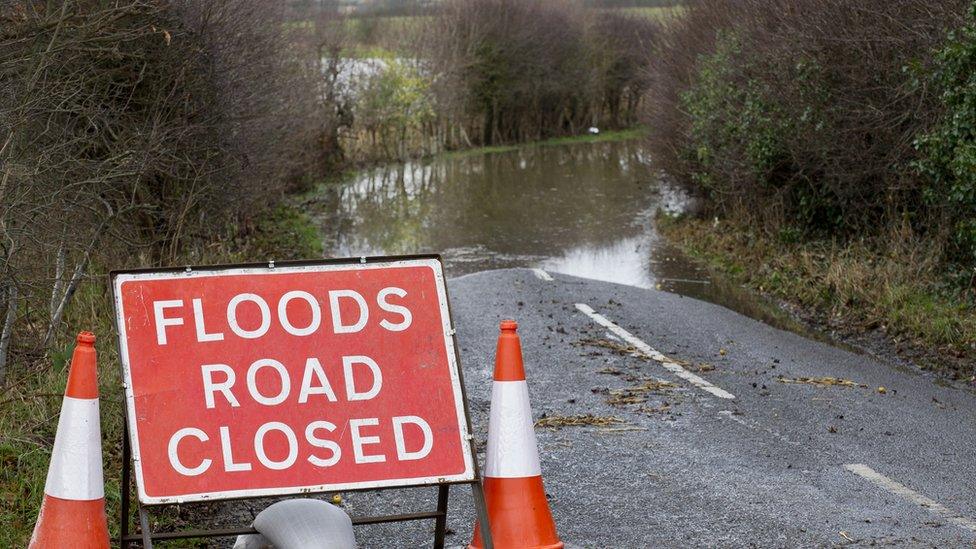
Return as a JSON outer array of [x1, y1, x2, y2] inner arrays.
[[30, 332, 109, 549], [30, 496, 110, 547], [469, 477, 564, 549]]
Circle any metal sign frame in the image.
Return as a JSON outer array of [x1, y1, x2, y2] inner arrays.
[[110, 254, 493, 548]]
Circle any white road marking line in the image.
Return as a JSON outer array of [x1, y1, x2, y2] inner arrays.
[[575, 303, 735, 399], [844, 463, 976, 533], [532, 268, 553, 281], [718, 410, 799, 446]]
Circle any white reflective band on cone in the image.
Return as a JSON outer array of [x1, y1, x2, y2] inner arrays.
[[485, 380, 542, 478], [45, 396, 104, 500]]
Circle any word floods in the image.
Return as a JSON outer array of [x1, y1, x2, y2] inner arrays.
[[112, 258, 474, 504]]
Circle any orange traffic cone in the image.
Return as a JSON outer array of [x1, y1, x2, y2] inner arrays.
[[29, 331, 109, 548], [469, 320, 563, 549]]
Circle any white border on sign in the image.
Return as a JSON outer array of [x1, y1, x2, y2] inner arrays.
[[112, 258, 475, 505]]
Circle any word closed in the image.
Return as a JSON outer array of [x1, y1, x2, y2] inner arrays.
[[112, 258, 474, 504]]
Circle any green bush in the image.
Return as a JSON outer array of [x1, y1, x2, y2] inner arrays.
[[680, 33, 789, 190], [677, 31, 843, 233], [350, 55, 435, 159], [914, 2, 976, 265], [646, 0, 969, 257]]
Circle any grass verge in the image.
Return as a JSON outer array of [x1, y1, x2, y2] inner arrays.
[[659, 215, 976, 378], [0, 205, 322, 546]]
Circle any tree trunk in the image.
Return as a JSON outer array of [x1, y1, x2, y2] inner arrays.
[[0, 284, 18, 386]]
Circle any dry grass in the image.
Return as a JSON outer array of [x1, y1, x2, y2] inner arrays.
[[661, 216, 976, 376]]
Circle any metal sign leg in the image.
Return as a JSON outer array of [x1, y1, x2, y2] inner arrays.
[[471, 480, 494, 549], [138, 505, 154, 549], [120, 425, 131, 548], [434, 484, 450, 549]]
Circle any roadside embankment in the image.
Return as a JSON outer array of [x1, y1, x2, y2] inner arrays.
[[660, 216, 976, 379]]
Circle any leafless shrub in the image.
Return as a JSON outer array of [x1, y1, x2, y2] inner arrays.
[[587, 11, 656, 127], [424, 0, 655, 147], [0, 0, 334, 381]]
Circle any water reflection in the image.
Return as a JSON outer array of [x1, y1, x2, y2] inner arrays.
[[311, 140, 692, 288], [540, 235, 653, 287]]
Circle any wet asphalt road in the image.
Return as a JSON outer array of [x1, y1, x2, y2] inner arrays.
[[342, 268, 976, 548]]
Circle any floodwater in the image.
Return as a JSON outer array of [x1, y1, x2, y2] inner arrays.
[[307, 139, 806, 331]]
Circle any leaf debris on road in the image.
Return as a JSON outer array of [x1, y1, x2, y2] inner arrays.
[[535, 414, 624, 429], [605, 380, 677, 405], [576, 338, 648, 360], [775, 376, 867, 388], [639, 402, 673, 414]]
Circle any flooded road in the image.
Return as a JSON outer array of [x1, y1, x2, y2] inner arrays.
[[306, 138, 804, 330], [311, 140, 705, 288]]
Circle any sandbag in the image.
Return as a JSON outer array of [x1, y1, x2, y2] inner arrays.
[[249, 498, 357, 549], [233, 533, 273, 549]]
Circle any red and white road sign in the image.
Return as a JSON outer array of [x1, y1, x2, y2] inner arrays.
[[111, 257, 475, 504]]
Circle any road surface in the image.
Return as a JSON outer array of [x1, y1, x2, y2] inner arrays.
[[343, 268, 976, 548]]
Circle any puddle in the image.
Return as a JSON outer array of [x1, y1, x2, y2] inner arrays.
[[306, 139, 825, 339]]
